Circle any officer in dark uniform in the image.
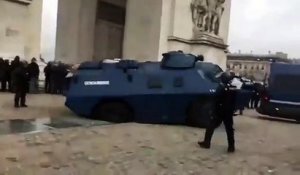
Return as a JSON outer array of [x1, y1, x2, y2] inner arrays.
[[56, 62, 68, 94], [13, 61, 29, 108], [27, 57, 40, 93], [198, 72, 237, 153], [44, 62, 52, 93], [0, 58, 5, 91], [10, 56, 21, 92]]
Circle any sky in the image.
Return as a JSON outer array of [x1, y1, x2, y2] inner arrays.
[[228, 0, 300, 58]]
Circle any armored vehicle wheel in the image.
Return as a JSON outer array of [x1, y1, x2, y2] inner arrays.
[[93, 102, 133, 123], [187, 100, 214, 128]]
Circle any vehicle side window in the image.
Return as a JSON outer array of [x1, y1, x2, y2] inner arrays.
[[173, 77, 184, 87], [147, 77, 163, 89]]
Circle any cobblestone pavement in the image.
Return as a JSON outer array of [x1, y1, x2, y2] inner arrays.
[[0, 93, 299, 175], [0, 93, 71, 120]]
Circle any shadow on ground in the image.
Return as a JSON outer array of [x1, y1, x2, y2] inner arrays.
[[257, 116, 299, 124]]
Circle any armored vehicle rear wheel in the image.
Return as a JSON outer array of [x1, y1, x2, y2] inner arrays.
[[187, 100, 214, 128], [93, 102, 133, 123]]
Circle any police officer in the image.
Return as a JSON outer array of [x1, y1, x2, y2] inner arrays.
[[10, 56, 21, 92], [27, 57, 40, 93], [4, 60, 10, 91], [0, 58, 5, 91], [13, 61, 29, 108], [44, 62, 52, 93], [198, 72, 237, 153]]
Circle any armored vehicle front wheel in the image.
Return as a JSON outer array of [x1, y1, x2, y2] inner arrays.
[[187, 101, 214, 128], [93, 102, 133, 123]]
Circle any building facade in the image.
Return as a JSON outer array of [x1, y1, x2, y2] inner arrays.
[[227, 52, 290, 82], [0, 0, 232, 69]]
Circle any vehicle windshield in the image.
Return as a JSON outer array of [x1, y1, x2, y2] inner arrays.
[[197, 63, 223, 82]]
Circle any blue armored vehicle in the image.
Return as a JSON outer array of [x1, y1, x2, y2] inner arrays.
[[257, 63, 300, 122], [65, 51, 246, 127]]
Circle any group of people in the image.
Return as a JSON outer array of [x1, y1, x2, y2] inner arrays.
[[249, 85, 261, 109], [43, 61, 70, 94], [0, 56, 39, 107], [242, 80, 264, 109], [0, 56, 71, 108]]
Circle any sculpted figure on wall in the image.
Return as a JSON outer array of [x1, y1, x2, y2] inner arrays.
[[191, 0, 225, 35]]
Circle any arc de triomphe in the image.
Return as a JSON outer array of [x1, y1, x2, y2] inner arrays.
[[0, 0, 231, 69]]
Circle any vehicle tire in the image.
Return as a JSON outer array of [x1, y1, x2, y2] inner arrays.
[[186, 100, 214, 128], [93, 102, 133, 123]]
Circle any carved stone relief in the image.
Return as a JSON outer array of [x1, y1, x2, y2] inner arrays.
[[191, 0, 225, 36]]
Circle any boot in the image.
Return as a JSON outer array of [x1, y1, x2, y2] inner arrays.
[[227, 137, 235, 153], [227, 145, 235, 153], [198, 141, 210, 149], [198, 127, 215, 149]]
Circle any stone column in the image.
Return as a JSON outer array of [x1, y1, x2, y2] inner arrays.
[[40, 0, 58, 62], [55, 0, 97, 64], [123, 0, 163, 61]]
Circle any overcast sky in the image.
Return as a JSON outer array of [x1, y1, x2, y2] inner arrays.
[[228, 0, 300, 58]]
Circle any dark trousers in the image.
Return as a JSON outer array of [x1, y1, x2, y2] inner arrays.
[[14, 89, 26, 107], [203, 112, 235, 148], [1, 79, 7, 91], [45, 76, 50, 93], [250, 97, 260, 108]]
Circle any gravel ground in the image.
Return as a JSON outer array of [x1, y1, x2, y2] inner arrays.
[[0, 93, 299, 175]]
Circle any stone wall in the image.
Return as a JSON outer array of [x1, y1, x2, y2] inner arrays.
[[0, 0, 43, 60]]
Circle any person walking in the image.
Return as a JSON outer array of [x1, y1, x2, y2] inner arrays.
[[198, 72, 238, 153]]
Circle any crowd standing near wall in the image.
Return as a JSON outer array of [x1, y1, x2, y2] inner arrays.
[[0, 56, 71, 95]]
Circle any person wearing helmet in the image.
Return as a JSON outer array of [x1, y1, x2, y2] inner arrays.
[[198, 71, 237, 153]]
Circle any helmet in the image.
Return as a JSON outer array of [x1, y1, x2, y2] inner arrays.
[[220, 72, 234, 84]]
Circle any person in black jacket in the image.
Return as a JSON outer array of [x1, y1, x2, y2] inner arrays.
[[198, 72, 237, 153], [0, 58, 5, 91], [10, 56, 21, 92], [44, 62, 52, 93], [27, 58, 40, 93], [2, 60, 10, 91], [13, 61, 29, 108]]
